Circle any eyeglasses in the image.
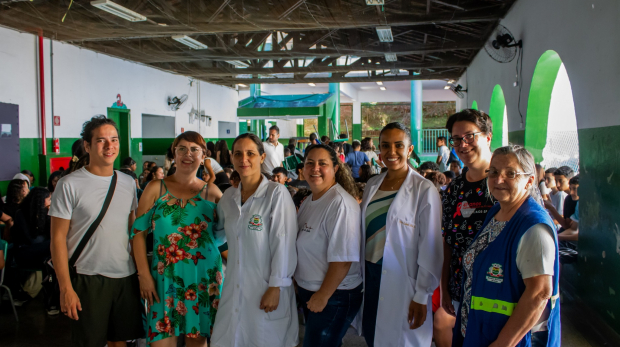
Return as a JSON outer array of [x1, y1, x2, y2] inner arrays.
[[175, 147, 203, 156], [449, 132, 482, 146], [486, 168, 532, 180]]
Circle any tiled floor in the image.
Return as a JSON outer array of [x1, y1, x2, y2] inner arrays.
[[0, 292, 609, 347]]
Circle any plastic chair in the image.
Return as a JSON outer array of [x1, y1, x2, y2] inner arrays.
[[0, 240, 19, 321]]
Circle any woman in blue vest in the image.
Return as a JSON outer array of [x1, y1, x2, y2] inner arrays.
[[454, 145, 561, 347]]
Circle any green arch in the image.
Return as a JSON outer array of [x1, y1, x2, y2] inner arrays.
[[489, 85, 506, 150], [524, 50, 563, 162], [471, 100, 479, 110]]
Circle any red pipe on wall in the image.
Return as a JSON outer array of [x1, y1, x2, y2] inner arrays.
[[38, 35, 47, 155]]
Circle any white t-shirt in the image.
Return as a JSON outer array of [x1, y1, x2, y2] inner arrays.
[[539, 181, 551, 196], [549, 190, 567, 218], [261, 141, 284, 174], [49, 168, 138, 278], [516, 223, 556, 279], [208, 157, 224, 174], [295, 184, 363, 292], [438, 145, 450, 172]]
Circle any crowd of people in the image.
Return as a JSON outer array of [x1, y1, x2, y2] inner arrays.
[[0, 108, 581, 347]]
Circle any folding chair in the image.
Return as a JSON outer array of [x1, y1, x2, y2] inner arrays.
[[0, 240, 19, 321]]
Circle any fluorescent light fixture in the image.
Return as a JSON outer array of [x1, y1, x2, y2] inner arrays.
[[308, 83, 316, 87], [376, 81, 383, 85], [91, 0, 147, 22], [384, 53, 397, 62], [376, 26, 393, 42], [365, 0, 384, 4], [172, 35, 208, 50], [238, 84, 248, 87], [444, 85, 451, 89], [448, 79, 456, 84], [380, 87, 387, 91], [226, 60, 250, 68]]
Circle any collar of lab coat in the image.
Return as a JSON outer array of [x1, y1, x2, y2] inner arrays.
[[362, 166, 425, 216], [233, 174, 270, 207]]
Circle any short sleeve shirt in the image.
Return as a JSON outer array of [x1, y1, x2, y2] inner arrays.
[[295, 184, 363, 291], [345, 151, 370, 178], [48, 168, 138, 278], [438, 146, 450, 172], [441, 169, 496, 301], [261, 142, 284, 173], [559, 195, 578, 232]]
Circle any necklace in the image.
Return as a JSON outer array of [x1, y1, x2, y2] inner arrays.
[[384, 175, 406, 190]]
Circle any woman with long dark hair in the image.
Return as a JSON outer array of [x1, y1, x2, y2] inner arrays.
[[356, 122, 443, 347], [4, 179, 29, 218], [48, 171, 63, 193], [141, 166, 164, 189], [215, 140, 232, 167], [12, 187, 52, 262], [211, 133, 298, 347], [295, 144, 362, 347]]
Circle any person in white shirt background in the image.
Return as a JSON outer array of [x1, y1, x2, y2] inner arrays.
[[295, 144, 363, 347], [261, 125, 285, 174], [356, 122, 443, 347], [211, 133, 298, 347], [436, 136, 451, 172], [543, 167, 567, 229]]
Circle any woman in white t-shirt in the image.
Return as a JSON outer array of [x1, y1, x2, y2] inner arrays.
[[295, 144, 363, 347]]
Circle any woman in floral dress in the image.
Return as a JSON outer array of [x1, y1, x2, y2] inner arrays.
[[132, 131, 223, 347]]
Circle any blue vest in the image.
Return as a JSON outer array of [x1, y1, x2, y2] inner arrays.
[[454, 197, 561, 347]]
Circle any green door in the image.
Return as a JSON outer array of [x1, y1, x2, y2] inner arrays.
[[107, 108, 131, 170]]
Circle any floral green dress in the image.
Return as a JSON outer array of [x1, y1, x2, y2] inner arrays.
[[131, 182, 223, 344]]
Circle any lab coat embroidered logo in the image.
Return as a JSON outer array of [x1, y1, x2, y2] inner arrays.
[[301, 223, 313, 233], [486, 263, 504, 283], [248, 214, 263, 231]]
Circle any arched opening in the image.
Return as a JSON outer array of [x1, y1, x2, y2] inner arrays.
[[489, 85, 508, 149], [525, 50, 579, 172], [471, 100, 478, 110]]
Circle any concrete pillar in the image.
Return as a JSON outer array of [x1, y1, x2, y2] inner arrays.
[[249, 84, 261, 137], [353, 101, 362, 141], [410, 80, 423, 152], [329, 83, 340, 137]]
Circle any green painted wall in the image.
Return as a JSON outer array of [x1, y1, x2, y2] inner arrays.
[[353, 124, 362, 142], [524, 50, 563, 162], [489, 85, 506, 150], [508, 130, 525, 146], [575, 125, 620, 332], [471, 100, 479, 110]]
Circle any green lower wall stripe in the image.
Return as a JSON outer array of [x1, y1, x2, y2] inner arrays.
[[508, 130, 525, 146]]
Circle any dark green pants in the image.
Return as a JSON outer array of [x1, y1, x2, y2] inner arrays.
[[71, 273, 144, 347]]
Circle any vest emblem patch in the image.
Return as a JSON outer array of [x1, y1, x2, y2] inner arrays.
[[248, 214, 263, 231], [486, 263, 504, 283]]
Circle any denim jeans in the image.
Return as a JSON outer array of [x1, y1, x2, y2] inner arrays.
[[298, 283, 363, 347]]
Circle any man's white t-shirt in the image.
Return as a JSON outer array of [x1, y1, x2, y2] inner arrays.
[[549, 190, 567, 217], [49, 168, 138, 278], [438, 145, 451, 172], [295, 184, 363, 292], [262, 141, 284, 173]]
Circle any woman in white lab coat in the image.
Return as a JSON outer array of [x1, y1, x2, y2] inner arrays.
[[211, 133, 298, 347], [357, 122, 444, 347]]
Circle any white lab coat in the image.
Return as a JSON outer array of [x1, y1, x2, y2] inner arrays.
[[354, 167, 443, 346], [211, 176, 299, 347]]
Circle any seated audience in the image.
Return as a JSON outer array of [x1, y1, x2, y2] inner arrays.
[[229, 170, 241, 188], [442, 171, 455, 190], [20, 169, 35, 187], [47, 170, 63, 193], [358, 164, 373, 183], [272, 167, 290, 185], [4, 179, 29, 219], [418, 161, 440, 177], [288, 163, 311, 189], [13, 173, 31, 188], [558, 176, 579, 264], [345, 140, 371, 180], [453, 145, 559, 347], [120, 157, 140, 189], [449, 160, 462, 176]]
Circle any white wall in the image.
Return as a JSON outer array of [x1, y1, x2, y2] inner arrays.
[[0, 26, 239, 140], [458, 0, 620, 131]]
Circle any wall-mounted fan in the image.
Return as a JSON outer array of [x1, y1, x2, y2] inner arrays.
[[484, 25, 522, 63], [449, 84, 467, 99], [168, 94, 188, 111]]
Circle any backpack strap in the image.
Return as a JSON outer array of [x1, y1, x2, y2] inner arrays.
[[68, 172, 117, 274]]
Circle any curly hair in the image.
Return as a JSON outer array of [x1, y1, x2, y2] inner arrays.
[[19, 187, 51, 238], [304, 144, 359, 198]]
